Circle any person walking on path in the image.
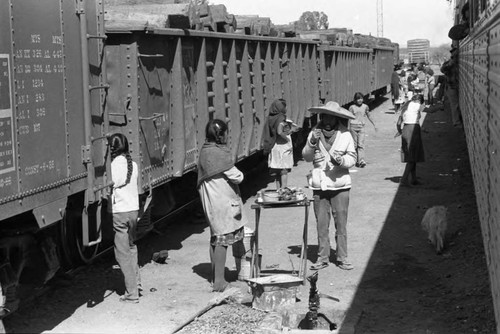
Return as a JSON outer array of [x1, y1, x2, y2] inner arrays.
[[426, 68, 435, 106], [396, 94, 426, 186], [394, 70, 407, 113], [391, 66, 400, 109], [109, 133, 141, 303], [262, 99, 294, 189], [349, 92, 377, 168], [197, 119, 246, 292], [303, 101, 356, 271], [441, 47, 463, 128]]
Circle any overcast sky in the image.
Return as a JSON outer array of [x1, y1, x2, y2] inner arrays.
[[213, 0, 455, 47]]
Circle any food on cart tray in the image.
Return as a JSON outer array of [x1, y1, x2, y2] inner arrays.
[[260, 187, 305, 202], [278, 187, 297, 201]]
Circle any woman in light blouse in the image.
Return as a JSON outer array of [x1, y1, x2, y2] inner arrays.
[[397, 94, 425, 186]]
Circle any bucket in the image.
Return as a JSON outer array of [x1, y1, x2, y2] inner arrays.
[[235, 254, 261, 280], [234, 227, 257, 280], [243, 227, 254, 257], [234, 226, 254, 259]]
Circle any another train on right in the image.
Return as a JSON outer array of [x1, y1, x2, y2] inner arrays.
[[454, 0, 500, 330]]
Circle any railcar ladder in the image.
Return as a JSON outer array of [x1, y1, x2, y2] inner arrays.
[[76, 0, 110, 249]]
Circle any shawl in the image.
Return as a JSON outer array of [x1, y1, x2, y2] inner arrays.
[[262, 99, 287, 154], [197, 142, 234, 187]]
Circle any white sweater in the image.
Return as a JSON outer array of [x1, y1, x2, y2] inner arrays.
[[302, 125, 356, 191], [111, 155, 139, 213]]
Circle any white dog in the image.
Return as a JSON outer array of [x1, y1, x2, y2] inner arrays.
[[421, 206, 448, 254]]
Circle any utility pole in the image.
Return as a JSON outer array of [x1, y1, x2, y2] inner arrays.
[[377, 0, 383, 37]]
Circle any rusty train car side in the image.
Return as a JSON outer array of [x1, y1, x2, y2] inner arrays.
[[455, 0, 500, 330], [0, 0, 396, 316], [104, 28, 321, 190]]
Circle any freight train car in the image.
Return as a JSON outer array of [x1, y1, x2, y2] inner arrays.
[[454, 0, 500, 330], [0, 0, 108, 308], [0, 0, 396, 317]]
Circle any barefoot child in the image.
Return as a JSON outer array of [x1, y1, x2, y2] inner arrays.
[[348, 92, 377, 167], [197, 119, 246, 292]]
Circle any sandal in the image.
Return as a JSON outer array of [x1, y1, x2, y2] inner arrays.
[[336, 261, 354, 271], [119, 296, 139, 304], [310, 262, 329, 270]]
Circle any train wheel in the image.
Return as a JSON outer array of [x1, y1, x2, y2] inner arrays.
[[60, 198, 100, 267]]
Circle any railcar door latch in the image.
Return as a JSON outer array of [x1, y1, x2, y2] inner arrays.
[[81, 145, 91, 164]]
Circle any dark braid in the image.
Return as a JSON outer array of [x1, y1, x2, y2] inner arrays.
[[124, 152, 133, 186], [109, 133, 133, 186]]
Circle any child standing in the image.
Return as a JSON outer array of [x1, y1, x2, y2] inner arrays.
[[109, 133, 141, 303], [263, 99, 294, 189], [348, 92, 376, 168], [197, 119, 246, 292]]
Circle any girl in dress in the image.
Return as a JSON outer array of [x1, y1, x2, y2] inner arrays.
[[265, 99, 294, 189]]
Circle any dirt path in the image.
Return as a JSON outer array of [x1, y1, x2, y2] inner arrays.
[[2, 95, 495, 333]]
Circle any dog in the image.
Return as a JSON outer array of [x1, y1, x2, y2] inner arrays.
[[421, 206, 448, 254]]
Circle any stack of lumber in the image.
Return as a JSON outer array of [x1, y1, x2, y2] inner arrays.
[[253, 17, 271, 36], [104, 0, 201, 30], [209, 4, 237, 33], [377, 37, 392, 47], [297, 28, 354, 46], [353, 33, 378, 48], [233, 15, 272, 36], [198, 2, 215, 31], [234, 15, 258, 35], [103, 0, 305, 39], [274, 24, 297, 38]]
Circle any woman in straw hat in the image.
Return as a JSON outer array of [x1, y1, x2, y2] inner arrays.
[[302, 101, 356, 271]]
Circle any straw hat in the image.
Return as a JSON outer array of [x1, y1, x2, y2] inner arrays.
[[308, 101, 355, 120]]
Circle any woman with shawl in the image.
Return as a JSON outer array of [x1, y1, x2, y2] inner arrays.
[[197, 119, 246, 292]]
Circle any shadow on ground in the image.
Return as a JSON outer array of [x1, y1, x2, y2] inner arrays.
[[338, 106, 496, 333]]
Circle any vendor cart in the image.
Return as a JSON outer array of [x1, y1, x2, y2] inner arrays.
[[249, 197, 311, 285]]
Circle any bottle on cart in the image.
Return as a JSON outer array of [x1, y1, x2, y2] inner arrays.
[[257, 191, 263, 203], [296, 187, 305, 201]]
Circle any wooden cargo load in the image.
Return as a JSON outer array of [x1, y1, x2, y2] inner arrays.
[[253, 17, 271, 36], [197, 2, 216, 32], [105, 1, 201, 30], [235, 15, 258, 35], [209, 4, 237, 33], [297, 28, 354, 46], [274, 24, 297, 38]]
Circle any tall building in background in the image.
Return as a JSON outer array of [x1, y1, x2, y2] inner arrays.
[[407, 39, 430, 64]]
